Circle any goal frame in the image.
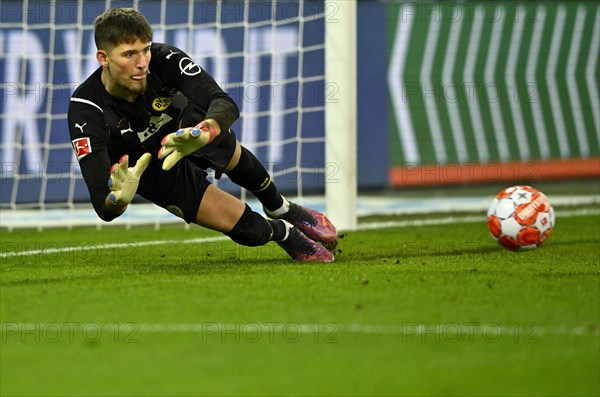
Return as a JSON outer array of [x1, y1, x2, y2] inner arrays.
[[325, 0, 357, 231], [0, 0, 359, 231]]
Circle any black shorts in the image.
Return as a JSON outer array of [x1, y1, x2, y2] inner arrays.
[[137, 129, 238, 223], [186, 128, 237, 179]]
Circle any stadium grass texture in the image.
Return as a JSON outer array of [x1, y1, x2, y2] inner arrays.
[[1, 207, 598, 396]]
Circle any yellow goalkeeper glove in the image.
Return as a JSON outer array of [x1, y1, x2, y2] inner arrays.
[[158, 120, 219, 171], [107, 153, 152, 206]]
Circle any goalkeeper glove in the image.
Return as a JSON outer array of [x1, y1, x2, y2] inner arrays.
[[107, 153, 152, 206], [158, 120, 219, 171]]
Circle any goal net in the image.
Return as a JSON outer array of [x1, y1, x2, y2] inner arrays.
[[0, 0, 356, 230]]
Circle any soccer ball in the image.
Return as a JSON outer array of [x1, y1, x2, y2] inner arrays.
[[487, 185, 555, 251]]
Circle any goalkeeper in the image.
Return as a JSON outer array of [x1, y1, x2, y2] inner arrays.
[[68, 8, 337, 262]]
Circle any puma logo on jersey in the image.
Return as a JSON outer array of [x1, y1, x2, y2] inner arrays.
[[117, 118, 133, 135], [119, 121, 133, 135], [75, 123, 87, 133], [166, 50, 179, 60]]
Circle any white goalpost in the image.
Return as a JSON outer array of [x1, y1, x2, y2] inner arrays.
[[0, 0, 357, 231], [325, 0, 357, 231]]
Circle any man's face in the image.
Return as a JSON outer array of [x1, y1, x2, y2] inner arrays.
[[100, 39, 151, 100]]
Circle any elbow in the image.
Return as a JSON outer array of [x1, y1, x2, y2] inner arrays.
[[223, 97, 240, 120], [98, 210, 119, 223], [96, 206, 120, 223], [92, 194, 121, 222]]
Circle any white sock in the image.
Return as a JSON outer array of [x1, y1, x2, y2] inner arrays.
[[265, 196, 290, 218]]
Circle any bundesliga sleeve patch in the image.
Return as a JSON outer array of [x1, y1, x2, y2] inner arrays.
[[72, 137, 92, 160]]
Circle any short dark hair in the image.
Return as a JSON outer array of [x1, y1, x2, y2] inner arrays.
[[94, 8, 153, 51]]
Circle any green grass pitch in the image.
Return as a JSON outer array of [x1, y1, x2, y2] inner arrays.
[[1, 199, 599, 396]]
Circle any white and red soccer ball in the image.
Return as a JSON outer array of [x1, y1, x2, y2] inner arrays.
[[487, 185, 555, 251]]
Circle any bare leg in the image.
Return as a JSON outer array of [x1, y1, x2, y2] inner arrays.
[[194, 184, 245, 233]]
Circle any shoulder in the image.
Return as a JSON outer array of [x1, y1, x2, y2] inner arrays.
[[70, 68, 105, 114], [150, 42, 199, 73], [150, 43, 206, 90], [151, 42, 187, 64], [149, 42, 202, 87]]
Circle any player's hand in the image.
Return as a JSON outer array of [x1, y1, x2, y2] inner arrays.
[[107, 153, 152, 207], [158, 120, 220, 171]]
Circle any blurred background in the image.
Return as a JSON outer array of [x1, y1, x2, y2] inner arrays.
[[1, 0, 598, 229]]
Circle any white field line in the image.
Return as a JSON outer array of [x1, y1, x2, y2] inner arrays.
[[1, 208, 598, 259], [357, 207, 599, 230], [0, 236, 229, 259], [0, 322, 598, 338]]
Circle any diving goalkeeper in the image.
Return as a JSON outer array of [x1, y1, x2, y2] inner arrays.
[[68, 8, 337, 262]]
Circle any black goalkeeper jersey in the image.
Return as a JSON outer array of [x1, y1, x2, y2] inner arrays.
[[68, 42, 239, 218]]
